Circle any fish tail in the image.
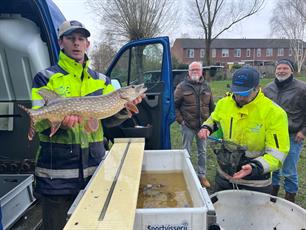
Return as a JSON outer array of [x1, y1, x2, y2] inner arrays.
[[18, 104, 36, 141]]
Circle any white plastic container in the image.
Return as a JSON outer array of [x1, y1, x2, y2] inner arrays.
[[210, 190, 306, 230], [0, 174, 35, 229], [134, 150, 216, 230]]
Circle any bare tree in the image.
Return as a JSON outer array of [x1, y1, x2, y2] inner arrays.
[[292, 0, 306, 21], [87, 0, 177, 80], [86, 0, 176, 41], [188, 0, 264, 68], [270, 0, 306, 73], [89, 33, 117, 73]]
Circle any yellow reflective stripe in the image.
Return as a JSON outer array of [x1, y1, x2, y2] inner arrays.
[[265, 147, 287, 162], [40, 69, 55, 79], [35, 166, 97, 179], [83, 167, 97, 178], [256, 157, 271, 173], [217, 167, 271, 187], [245, 150, 263, 158], [98, 73, 107, 81], [35, 167, 78, 179], [32, 99, 45, 108]]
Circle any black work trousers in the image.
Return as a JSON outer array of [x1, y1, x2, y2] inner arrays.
[[41, 195, 76, 230]]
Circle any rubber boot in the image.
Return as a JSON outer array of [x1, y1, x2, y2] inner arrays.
[[285, 192, 296, 203], [271, 185, 280, 197]]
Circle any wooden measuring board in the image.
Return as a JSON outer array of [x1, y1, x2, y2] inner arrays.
[[64, 138, 145, 230]]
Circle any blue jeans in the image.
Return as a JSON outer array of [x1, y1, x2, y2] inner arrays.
[[181, 124, 207, 177], [272, 135, 303, 193]]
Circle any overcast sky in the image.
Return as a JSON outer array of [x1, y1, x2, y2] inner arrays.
[[53, 0, 275, 46]]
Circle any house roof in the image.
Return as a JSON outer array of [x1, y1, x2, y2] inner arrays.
[[174, 38, 306, 49]]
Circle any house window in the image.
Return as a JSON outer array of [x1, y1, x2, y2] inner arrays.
[[277, 48, 284, 56], [212, 49, 216, 58], [256, 48, 261, 57], [200, 49, 205, 58], [289, 48, 293, 56], [186, 49, 194, 58], [246, 49, 251, 57], [222, 49, 229, 57], [234, 49, 241, 57], [266, 48, 273, 57]]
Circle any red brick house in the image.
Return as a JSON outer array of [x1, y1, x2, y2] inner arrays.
[[171, 38, 305, 66]]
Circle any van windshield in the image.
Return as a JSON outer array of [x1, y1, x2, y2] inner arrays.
[[109, 43, 164, 86]]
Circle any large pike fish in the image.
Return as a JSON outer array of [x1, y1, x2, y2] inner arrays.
[[19, 84, 147, 140]]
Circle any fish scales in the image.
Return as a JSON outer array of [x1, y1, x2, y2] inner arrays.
[[37, 92, 122, 121], [19, 84, 147, 140]]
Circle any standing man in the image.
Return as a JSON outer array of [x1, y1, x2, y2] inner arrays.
[[174, 61, 215, 188], [198, 67, 289, 193], [264, 59, 306, 203], [31, 20, 143, 230]]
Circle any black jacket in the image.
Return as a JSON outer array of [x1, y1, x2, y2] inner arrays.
[[263, 76, 306, 135]]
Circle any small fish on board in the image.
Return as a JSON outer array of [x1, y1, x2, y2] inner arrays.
[[18, 84, 147, 140]]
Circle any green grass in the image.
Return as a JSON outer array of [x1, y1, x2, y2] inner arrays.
[[171, 77, 306, 209]]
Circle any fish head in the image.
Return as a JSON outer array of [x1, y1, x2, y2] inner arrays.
[[119, 84, 147, 101]]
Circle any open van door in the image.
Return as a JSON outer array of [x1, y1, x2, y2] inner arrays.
[[104, 37, 175, 149]]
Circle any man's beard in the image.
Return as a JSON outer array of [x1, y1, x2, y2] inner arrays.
[[190, 74, 200, 82], [275, 73, 291, 82]]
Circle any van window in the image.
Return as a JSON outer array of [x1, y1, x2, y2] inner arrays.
[[109, 43, 163, 86]]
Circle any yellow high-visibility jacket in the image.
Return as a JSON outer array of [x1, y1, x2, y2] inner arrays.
[[203, 90, 289, 175], [31, 51, 127, 195]]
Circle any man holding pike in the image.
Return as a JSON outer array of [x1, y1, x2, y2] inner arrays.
[[31, 20, 143, 230]]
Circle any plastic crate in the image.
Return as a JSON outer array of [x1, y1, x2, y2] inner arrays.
[[134, 150, 216, 230], [0, 174, 35, 229]]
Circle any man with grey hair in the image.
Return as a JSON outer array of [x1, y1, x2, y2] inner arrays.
[[264, 59, 306, 203], [174, 61, 215, 187]]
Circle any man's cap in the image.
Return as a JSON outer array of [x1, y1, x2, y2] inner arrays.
[[58, 20, 90, 38], [231, 67, 259, 96], [276, 59, 294, 71]]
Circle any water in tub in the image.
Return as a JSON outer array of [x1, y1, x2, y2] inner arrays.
[[137, 171, 193, 208]]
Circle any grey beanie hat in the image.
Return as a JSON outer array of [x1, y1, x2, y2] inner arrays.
[[276, 59, 294, 71]]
